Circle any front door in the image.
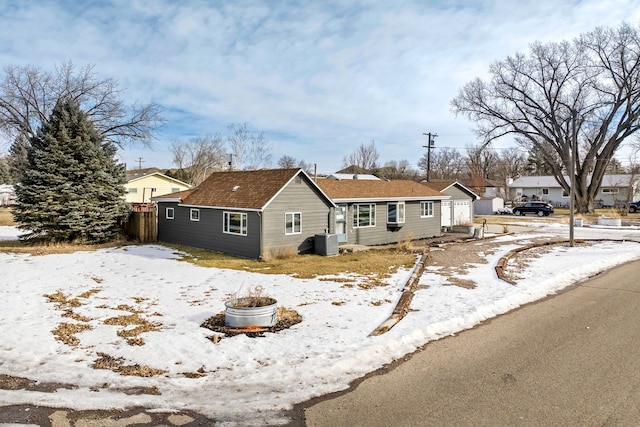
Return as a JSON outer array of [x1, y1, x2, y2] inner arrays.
[[441, 200, 452, 227], [335, 204, 348, 243]]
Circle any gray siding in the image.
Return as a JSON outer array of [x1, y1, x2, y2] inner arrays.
[[157, 202, 261, 259], [346, 200, 441, 245], [262, 175, 333, 255], [156, 173, 333, 259], [443, 186, 470, 200]]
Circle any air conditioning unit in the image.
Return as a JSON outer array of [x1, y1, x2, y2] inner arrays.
[[315, 233, 339, 256]]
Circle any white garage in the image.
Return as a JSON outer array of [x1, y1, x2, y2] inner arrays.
[[424, 181, 478, 228]]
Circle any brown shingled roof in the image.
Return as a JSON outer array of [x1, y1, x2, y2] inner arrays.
[[316, 178, 445, 200], [157, 168, 312, 210], [421, 180, 456, 192]]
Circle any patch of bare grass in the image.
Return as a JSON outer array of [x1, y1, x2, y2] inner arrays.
[[52, 322, 92, 346], [92, 352, 166, 377], [0, 207, 14, 226], [0, 238, 126, 255], [168, 243, 416, 287]]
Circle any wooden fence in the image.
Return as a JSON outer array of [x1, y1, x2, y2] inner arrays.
[[125, 204, 157, 242]]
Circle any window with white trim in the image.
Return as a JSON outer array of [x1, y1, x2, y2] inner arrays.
[[285, 212, 302, 234], [128, 188, 138, 194], [353, 204, 376, 228], [420, 201, 434, 217], [602, 187, 619, 194], [387, 202, 405, 224], [190, 209, 200, 221], [166, 207, 174, 220], [224, 211, 247, 235]]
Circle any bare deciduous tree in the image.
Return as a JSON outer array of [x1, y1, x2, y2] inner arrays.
[[170, 135, 227, 186], [379, 159, 419, 180], [227, 123, 272, 170], [277, 155, 312, 172], [0, 62, 163, 148], [418, 147, 465, 180], [452, 23, 640, 213], [342, 140, 379, 171]]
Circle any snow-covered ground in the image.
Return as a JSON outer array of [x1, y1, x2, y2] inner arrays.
[[1, 223, 639, 426]]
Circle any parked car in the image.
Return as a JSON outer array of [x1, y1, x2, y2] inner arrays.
[[630, 201, 640, 213], [512, 202, 554, 217]]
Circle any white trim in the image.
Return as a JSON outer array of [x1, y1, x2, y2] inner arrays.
[[285, 212, 302, 235], [165, 207, 174, 220], [333, 196, 448, 203], [190, 209, 200, 222], [420, 201, 435, 218], [223, 211, 248, 236], [387, 201, 405, 224], [353, 203, 376, 228]]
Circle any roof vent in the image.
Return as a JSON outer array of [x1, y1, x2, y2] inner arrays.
[[232, 185, 240, 192]]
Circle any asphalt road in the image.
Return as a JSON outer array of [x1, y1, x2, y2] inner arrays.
[[299, 259, 640, 427]]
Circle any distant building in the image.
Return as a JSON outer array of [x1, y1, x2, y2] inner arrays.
[[125, 172, 191, 204], [0, 185, 15, 206], [508, 174, 640, 207]]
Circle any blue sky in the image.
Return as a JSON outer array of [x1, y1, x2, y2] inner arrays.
[[0, 0, 639, 173]]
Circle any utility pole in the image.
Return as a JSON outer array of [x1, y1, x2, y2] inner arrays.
[[422, 132, 437, 182], [137, 157, 144, 170]]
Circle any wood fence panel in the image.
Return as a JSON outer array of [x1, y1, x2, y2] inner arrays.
[[126, 210, 157, 242]]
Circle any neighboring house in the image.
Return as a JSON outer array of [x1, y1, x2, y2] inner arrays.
[[422, 181, 478, 227], [316, 178, 448, 246], [0, 184, 16, 206], [153, 169, 335, 259], [459, 177, 501, 199], [508, 174, 640, 207], [125, 172, 191, 204]]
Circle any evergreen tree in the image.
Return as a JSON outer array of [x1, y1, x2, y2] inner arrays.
[[13, 99, 129, 243]]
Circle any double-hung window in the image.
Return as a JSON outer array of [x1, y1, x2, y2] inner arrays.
[[420, 201, 434, 217], [224, 211, 247, 235], [353, 204, 376, 228], [285, 212, 302, 235], [190, 209, 200, 221]]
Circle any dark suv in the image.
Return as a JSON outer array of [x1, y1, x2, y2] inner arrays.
[[513, 202, 554, 217], [630, 201, 640, 213]]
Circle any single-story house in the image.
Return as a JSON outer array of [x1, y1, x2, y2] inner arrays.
[[153, 168, 335, 259], [0, 184, 16, 206], [422, 181, 478, 227], [316, 178, 448, 245], [508, 174, 640, 207], [126, 172, 191, 204], [459, 177, 501, 199]]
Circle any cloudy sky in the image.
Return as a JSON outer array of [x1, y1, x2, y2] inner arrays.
[[0, 0, 639, 173]]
